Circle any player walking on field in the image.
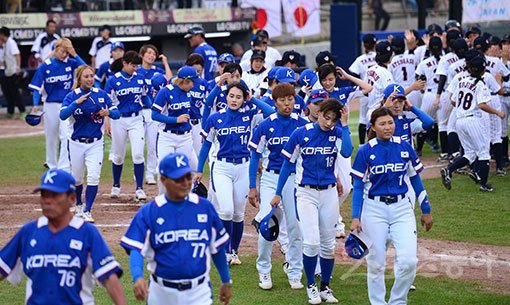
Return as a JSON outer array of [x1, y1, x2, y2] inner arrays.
[[194, 82, 275, 265], [271, 99, 353, 304], [121, 153, 232, 305], [104, 51, 151, 201], [351, 107, 433, 305], [0, 169, 126, 305], [29, 38, 86, 172]]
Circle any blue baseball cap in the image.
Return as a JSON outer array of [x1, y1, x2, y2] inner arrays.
[[218, 52, 235, 64], [111, 41, 124, 51], [259, 206, 279, 242], [151, 73, 167, 91], [177, 66, 198, 79], [159, 153, 194, 179], [275, 67, 296, 83], [34, 169, 76, 193], [345, 232, 370, 260], [267, 67, 281, 80], [308, 89, 329, 103], [298, 69, 318, 87], [383, 84, 406, 99]]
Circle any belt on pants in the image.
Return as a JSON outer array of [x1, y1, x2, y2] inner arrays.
[[502, 93, 510, 97], [265, 169, 296, 175], [163, 129, 190, 135], [219, 157, 248, 164], [368, 193, 406, 205], [72, 137, 100, 144], [298, 183, 336, 190], [190, 119, 201, 125], [120, 111, 139, 117], [152, 274, 205, 291], [458, 114, 475, 119]]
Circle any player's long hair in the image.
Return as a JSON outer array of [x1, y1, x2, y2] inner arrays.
[[72, 65, 94, 90], [226, 82, 249, 100], [367, 107, 394, 141]]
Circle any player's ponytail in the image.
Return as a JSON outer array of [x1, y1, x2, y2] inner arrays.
[[72, 65, 94, 90]]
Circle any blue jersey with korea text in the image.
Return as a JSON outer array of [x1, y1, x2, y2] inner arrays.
[[137, 65, 165, 106], [62, 87, 117, 140], [189, 77, 207, 119], [201, 107, 258, 160], [152, 83, 193, 132], [104, 71, 147, 115], [249, 112, 308, 171], [282, 122, 347, 186], [350, 137, 423, 196], [29, 57, 85, 102], [195, 42, 218, 81], [0, 216, 122, 305], [94, 59, 114, 85], [120, 194, 228, 280]]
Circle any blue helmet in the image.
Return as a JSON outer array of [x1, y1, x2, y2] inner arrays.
[[298, 69, 318, 87], [345, 233, 370, 259], [218, 53, 235, 65], [259, 206, 279, 242], [151, 73, 168, 92], [25, 111, 44, 126]]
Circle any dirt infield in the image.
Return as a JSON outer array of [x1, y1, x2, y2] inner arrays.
[[0, 183, 509, 294]]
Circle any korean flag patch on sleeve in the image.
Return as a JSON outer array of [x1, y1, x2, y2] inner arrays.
[[197, 214, 208, 223], [401, 151, 409, 158]]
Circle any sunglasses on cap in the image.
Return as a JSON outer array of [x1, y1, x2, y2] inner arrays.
[[310, 92, 329, 100]]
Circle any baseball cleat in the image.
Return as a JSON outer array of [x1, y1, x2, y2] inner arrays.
[[135, 189, 147, 201], [306, 283, 322, 304], [335, 225, 346, 239], [74, 204, 84, 218], [110, 187, 121, 198], [496, 168, 507, 177], [258, 273, 272, 290], [468, 171, 481, 184], [289, 278, 304, 289], [146, 176, 157, 185], [280, 243, 288, 255], [82, 211, 95, 223], [282, 262, 289, 274], [440, 168, 451, 190], [437, 153, 449, 162], [230, 250, 242, 265], [409, 284, 416, 291], [320, 286, 339, 303], [479, 184, 494, 192]]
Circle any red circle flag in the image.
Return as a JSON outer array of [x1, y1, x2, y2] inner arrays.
[[294, 6, 308, 28], [257, 9, 268, 29]]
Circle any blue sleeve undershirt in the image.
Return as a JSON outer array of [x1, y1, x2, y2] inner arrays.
[[197, 140, 213, 173], [410, 174, 431, 214], [409, 105, 434, 130], [108, 108, 120, 119], [211, 248, 231, 283], [275, 159, 293, 196], [351, 178, 364, 219], [59, 101, 78, 120], [249, 150, 262, 188], [151, 109, 178, 124], [340, 125, 354, 158], [129, 250, 144, 282]]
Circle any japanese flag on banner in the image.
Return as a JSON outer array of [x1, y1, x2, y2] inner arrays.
[[281, 0, 320, 37], [241, 0, 283, 38]]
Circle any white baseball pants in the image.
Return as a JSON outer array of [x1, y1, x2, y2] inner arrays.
[[420, 91, 437, 120], [142, 108, 159, 180], [211, 160, 249, 222], [438, 92, 453, 132], [147, 277, 212, 305], [44, 102, 70, 172], [191, 120, 202, 158], [110, 115, 145, 165], [487, 96, 502, 144], [456, 115, 490, 163], [68, 138, 104, 186], [501, 96, 510, 137]]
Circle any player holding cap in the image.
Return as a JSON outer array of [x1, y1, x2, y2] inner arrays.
[[248, 83, 308, 290], [29, 38, 86, 172], [351, 107, 433, 305], [0, 169, 126, 305], [185, 26, 218, 81], [271, 99, 353, 304], [121, 153, 232, 305], [60, 65, 120, 223], [105, 51, 151, 201]]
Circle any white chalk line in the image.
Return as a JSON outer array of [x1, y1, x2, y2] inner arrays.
[[0, 131, 44, 139], [430, 253, 510, 267]]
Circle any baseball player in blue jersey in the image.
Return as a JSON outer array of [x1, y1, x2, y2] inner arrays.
[[185, 26, 218, 81], [271, 99, 353, 304], [248, 83, 308, 290], [137, 44, 172, 185], [350, 107, 433, 305], [194, 83, 275, 265], [121, 153, 232, 305], [60, 66, 120, 223], [0, 169, 126, 305], [152, 66, 199, 194], [94, 41, 125, 88], [274, 67, 307, 115], [29, 38, 86, 172], [203, 63, 243, 117], [207, 53, 236, 93], [104, 51, 151, 201]]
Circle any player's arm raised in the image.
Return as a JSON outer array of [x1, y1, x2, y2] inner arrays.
[[336, 66, 373, 95]]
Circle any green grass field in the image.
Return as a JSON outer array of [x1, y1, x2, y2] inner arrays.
[[0, 112, 509, 304]]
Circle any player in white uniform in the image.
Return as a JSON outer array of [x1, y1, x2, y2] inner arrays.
[[271, 99, 353, 304], [415, 36, 443, 155], [441, 55, 506, 192], [248, 83, 308, 290], [349, 33, 376, 144], [500, 35, 510, 167], [60, 66, 120, 223], [389, 36, 421, 108], [105, 51, 151, 201], [242, 50, 268, 98], [88, 25, 113, 70], [31, 19, 60, 65]]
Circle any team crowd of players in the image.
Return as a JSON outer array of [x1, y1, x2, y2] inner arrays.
[[0, 19, 509, 305]]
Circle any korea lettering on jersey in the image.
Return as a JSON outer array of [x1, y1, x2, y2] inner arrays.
[[29, 58, 83, 102], [351, 137, 423, 196], [62, 87, 117, 140], [120, 194, 229, 280], [0, 217, 122, 305], [201, 107, 258, 160], [189, 77, 207, 119], [152, 84, 193, 132], [137, 65, 165, 104], [104, 71, 147, 114], [281, 123, 344, 186], [249, 113, 308, 171]]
